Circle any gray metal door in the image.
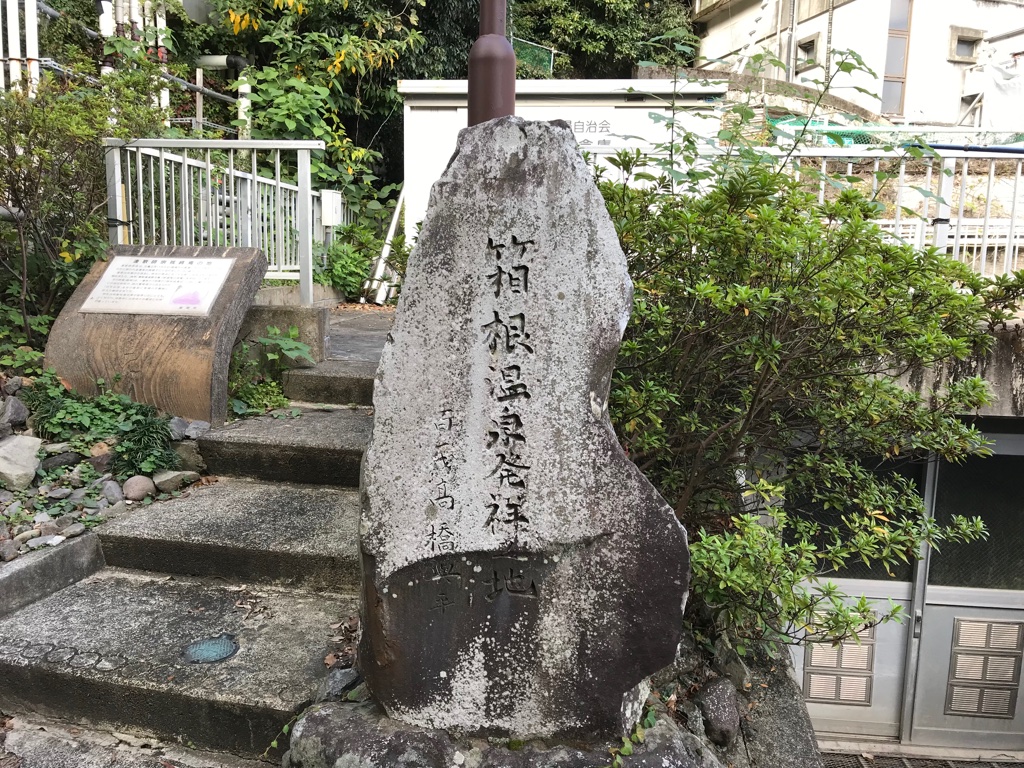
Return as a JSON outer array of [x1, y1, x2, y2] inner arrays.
[[907, 438, 1024, 750]]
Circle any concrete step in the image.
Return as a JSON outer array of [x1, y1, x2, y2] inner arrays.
[[0, 568, 357, 757], [198, 407, 371, 487], [282, 360, 377, 406], [99, 479, 360, 591]]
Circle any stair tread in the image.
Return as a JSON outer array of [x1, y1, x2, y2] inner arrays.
[[98, 479, 360, 588], [286, 359, 379, 379], [100, 478, 359, 559], [200, 406, 371, 449], [0, 568, 357, 753]]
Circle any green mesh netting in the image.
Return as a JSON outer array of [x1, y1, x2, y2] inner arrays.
[[512, 37, 553, 75]]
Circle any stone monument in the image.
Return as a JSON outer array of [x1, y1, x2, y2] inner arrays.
[[357, 116, 691, 740], [45, 245, 266, 425]]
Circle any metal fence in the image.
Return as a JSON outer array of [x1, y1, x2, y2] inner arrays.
[[103, 138, 354, 305], [784, 147, 1024, 279]]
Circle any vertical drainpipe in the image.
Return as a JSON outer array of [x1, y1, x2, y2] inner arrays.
[[786, 0, 797, 81], [24, 0, 39, 95], [7, 0, 23, 86]]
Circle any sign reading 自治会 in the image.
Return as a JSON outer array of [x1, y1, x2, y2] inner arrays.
[[80, 256, 235, 316]]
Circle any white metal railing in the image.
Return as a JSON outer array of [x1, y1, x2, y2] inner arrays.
[[784, 147, 1024, 279], [588, 144, 1024, 280], [103, 138, 354, 305]]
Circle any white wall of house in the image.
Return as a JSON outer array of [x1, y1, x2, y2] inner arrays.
[[694, 0, 1024, 125]]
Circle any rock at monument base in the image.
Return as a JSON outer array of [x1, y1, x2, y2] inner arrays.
[[359, 117, 690, 739], [696, 678, 740, 747], [284, 700, 725, 768]]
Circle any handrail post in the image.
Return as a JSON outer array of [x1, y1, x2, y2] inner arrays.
[[932, 155, 955, 254], [297, 148, 313, 306], [104, 143, 125, 245]]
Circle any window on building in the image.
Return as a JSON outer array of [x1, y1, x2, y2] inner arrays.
[[949, 26, 984, 64], [796, 34, 819, 72], [882, 0, 912, 114]]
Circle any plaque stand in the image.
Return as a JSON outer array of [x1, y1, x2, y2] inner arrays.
[[45, 246, 267, 425]]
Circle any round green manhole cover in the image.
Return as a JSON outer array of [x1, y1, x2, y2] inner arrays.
[[183, 632, 239, 663]]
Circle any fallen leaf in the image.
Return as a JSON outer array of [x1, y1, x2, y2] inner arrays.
[[324, 652, 340, 667]]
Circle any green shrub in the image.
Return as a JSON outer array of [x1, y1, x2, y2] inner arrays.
[[21, 372, 178, 478], [602, 138, 1023, 649]]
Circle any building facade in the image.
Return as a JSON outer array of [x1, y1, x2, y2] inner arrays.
[[693, 0, 1024, 126]]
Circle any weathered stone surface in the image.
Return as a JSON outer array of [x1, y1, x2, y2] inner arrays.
[[44, 246, 267, 425], [100, 480, 124, 503], [123, 475, 157, 501], [172, 440, 207, 473], [359, 118, 690, 739], [739, 658, 823, 768], [314, 667, 362, 704], [41, 452, 80, 472], [0, 436, 43, 490], [285, 701, 723, 768], [168, 416, 190, 441], [153, 469, 200, 493], [697, 678, 740, 747], [1, 396, 29, 426]]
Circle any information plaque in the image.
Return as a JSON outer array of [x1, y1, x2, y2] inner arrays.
[[80, 255, 235, 316]]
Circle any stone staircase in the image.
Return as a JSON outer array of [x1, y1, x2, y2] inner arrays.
[[0, 309, 388, 762]]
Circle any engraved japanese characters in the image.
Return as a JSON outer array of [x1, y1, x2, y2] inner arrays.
[[359, 117, 690, 738]]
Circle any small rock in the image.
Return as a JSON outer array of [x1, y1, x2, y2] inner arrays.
[[100, 480, 124, 503], [33, 512, 52, 524], [314, 668, 362, 703], [88, 452, 113, 474], [44, 442, 72, 454], [47, 487, 73, 500], [2, 377, 22, 395], [88, 473, 113, 488], [14, 529, 40, 544], [153, 470, 200, 493], [96, 498, 109, 511], [55, 516, 77, 530], [106, 501, 127, 518], [0, 539, 20, 562], [38, 522, 60, 536], [6, 501, 23, 518], [68, 488, 89, 502], [169, 416, 190, 441], [0, 435, 43, 490], [0, 396, 29, 426], [697, 677, 741, 747], [62, 523, 87, 537], [0, 423, 11, 440], [123, 475, 157, 501], [67, 465, 86, 488], [89, 440, 112, 457], [184, 420, 211, 440], [41, 452, 81, 472], [0, 489, 13, 505], [172, 440, 206, 473], [27, 534, 64, 549], [13, 523, 31, 536]]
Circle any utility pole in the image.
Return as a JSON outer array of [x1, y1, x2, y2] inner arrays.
[[467, 0, 516, 126]]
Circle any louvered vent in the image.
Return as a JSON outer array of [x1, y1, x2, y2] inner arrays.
[[804, 622, 875, 706], [944, 618, 1022, 719]]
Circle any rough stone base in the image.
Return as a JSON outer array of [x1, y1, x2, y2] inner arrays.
[[284, 700, 726, 768]]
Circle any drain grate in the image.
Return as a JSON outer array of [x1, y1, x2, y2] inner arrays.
[[823, 756, 1022, 768]]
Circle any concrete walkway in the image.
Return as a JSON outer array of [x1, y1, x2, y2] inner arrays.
[[326, 305, 393, 362]]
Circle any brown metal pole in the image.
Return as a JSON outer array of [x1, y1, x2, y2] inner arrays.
[[467, 0, 516, 126]]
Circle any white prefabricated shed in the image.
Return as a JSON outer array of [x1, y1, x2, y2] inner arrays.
[[398, 79, 728, 242]]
